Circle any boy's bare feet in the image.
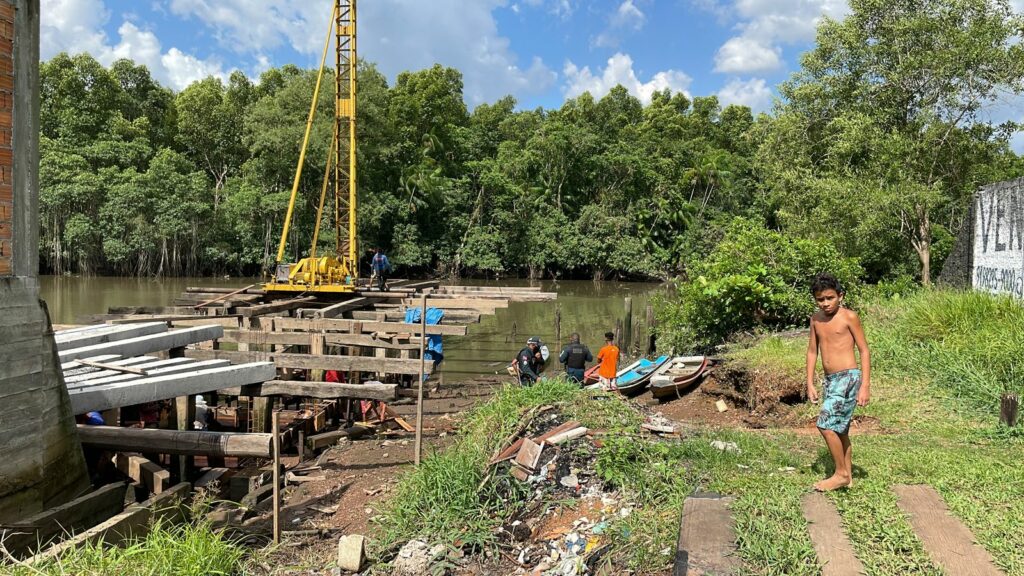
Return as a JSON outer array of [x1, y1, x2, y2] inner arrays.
[[813, 474, 852, 492]]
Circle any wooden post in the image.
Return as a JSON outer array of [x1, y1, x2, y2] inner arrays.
[[1001, 393, 1019, 427], [272, 410, 281, 544], [174, 395, 196, 482], [623, 297, 633, 356], [554, 305, 561, 350], [310, 333, 325, 381], [415, 293, 427, 466], [614, 319, 622, 356], [646, 304, 656, 355]]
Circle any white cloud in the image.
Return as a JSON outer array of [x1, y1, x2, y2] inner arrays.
[[594, 0, 647, 48], [41, 0, 228, 90], [711, 0, 850, 75], [717, 77, 772, 111], [714, 36, 781, 73], [563, 52, 691, 105], [167, 0, 557, 106]]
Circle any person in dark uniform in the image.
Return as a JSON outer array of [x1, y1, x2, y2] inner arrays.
[[559, 333, 592, 384], [515, 336, 544, 386]]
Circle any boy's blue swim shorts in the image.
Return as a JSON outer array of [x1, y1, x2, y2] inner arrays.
[[816, 369, 862, 434]]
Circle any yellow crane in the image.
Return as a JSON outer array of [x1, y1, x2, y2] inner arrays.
[[265, 0, 359, 294]]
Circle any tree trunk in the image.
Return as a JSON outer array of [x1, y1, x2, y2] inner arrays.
[[918, 205, 931, 287]]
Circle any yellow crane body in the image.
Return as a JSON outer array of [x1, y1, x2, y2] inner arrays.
[[265, 0, 359, 294]]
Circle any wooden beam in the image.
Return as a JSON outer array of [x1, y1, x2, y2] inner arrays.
[[272, 316, 467, 336], [401, 297, 507, 309], [240, 296, 319, 318], [194, 284, 258, 308], [183, 348, 429, 376], [59, 325, 226, 362], [443, 285, 543, 292], [176, 292, 263, 303], [307, 425, 375, 450], [63, 356, 161, 380], [223, 380, 397, 400], [1, 482, 128, 558], [186, 286, 266, 295], [350, 310, 481, 323], [79, 426, 273, 458], [105, 315, 241, 327], [313, 296, 385, 319], [29, 483, 191, 562], [112, 453, 170, 495], [69, 362, 277, 414], [66, 359, 228, 389], [221, 330, 420, 350], [54, 322, 169, 351]]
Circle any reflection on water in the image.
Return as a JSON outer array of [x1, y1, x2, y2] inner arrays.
[[39, 276, 667, 379]]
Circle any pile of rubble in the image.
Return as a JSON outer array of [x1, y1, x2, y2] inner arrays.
[[386, 405, 684, 576]]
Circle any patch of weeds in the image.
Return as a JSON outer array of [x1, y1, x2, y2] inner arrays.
[[9, 513, 246, 576]]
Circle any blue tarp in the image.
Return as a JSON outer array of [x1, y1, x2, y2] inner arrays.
[[404, 306, 444, 355]]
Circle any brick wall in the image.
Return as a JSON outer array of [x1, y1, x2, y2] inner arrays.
[[0, 1, 12, 276]]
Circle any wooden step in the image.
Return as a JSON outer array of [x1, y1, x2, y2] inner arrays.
[[674, 493, 742, 575], [894, 485, 1004, 576], [802, 493, 865, 576]]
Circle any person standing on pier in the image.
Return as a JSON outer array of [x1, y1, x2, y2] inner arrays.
[[559, 333, 592, 385], [596, 331, 619, 390], [371, 248, 391, 291]]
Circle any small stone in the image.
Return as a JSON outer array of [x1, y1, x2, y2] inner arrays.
[[337, 534, 366, 572], [710, 440, 740, 453], [559, 474, 579, 489], [364, 507, 373, 514], [382, 453, 389, 458]]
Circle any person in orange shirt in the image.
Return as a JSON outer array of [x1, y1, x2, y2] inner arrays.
[[596, 331, 619, 390]]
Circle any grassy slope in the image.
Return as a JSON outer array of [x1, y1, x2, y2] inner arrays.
[[719, 290, 1024, 575], [376, 290, 1024, 575]]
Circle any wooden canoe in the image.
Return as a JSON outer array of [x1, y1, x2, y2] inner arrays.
[[650, 356, 708, 400]]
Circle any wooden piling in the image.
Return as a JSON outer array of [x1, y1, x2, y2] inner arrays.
[[272, 410, 281, 545], [646, 304, 656, 355], [554, 305, 561, 349], [623, 297, 633, 355], [415, 293, 427, 466], [1001, 393, 1019, 427]]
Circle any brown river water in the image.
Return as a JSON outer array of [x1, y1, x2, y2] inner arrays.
[[39, 276, 667, 379]]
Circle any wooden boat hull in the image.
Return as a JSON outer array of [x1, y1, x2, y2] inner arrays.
[[583, 356, 670, 395], [650, 356, 708, 399]]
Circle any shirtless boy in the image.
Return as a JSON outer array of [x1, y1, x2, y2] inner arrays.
[[806, 273, 871, 491]]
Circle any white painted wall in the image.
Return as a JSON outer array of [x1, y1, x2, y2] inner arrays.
[[973, 178, 1024, 298]]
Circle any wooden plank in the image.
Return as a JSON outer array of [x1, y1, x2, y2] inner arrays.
[[104, 315, 241, 327], [222, 380, 398, 400], [240, 296, 319, 318], [63, 356, 162, 380], [184, 348, 431, 376], [401, 297, 507, 309], [194, 468, 229, 490], [894, 485, 1004, 576], [314, 296, 385, 319], [29, 483, 190, 562], [79, 426, 273, 458], [54, 322, 168, 351], [1, 482, 129, 557], [60, 354, 123, 371], [193, 284, 258, 308], [176, 292, 262, 303], [66, 359, 229, 389], [221, 329, 420, 350], [113, 453, 170, 495], [675, 495, 742, 576], [802, 493, 865, 576], [186, 286, 266, 295], [77, 359, 149, 375], [443, 285, 542, 292], [69, 362, 277, 414], [273, 316, 467, 336], [307, 425, 375, 450], [59, 325, 225, 362], [349, 310, 481, 323]]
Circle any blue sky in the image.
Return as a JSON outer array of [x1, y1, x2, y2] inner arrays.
[[39, 0, 860, 113]]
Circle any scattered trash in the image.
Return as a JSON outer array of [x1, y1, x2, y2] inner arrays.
[[393, 539, 445, 575], [716, 399, 729, 412], [307, 504, 339, 515], [710, 440, 741, 453], [778, 466, 796, 472], [559, 474, 580, 489]]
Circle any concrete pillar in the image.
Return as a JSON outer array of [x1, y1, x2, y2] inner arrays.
[[0, 0, 90, 522]]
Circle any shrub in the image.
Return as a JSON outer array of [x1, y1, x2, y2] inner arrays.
[[658, 218, 862, 350]]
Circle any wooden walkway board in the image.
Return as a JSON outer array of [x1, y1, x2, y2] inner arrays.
[[675, 495, 742, 576], [894, 485, 1004, 576], [802, 493, 865, 576]]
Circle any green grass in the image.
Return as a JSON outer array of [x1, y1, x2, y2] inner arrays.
[[6, 516, 247, 576]]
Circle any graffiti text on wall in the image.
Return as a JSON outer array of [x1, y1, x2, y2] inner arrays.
[[977, 183, 1024, 254], [974, 266, 1024, 298]]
